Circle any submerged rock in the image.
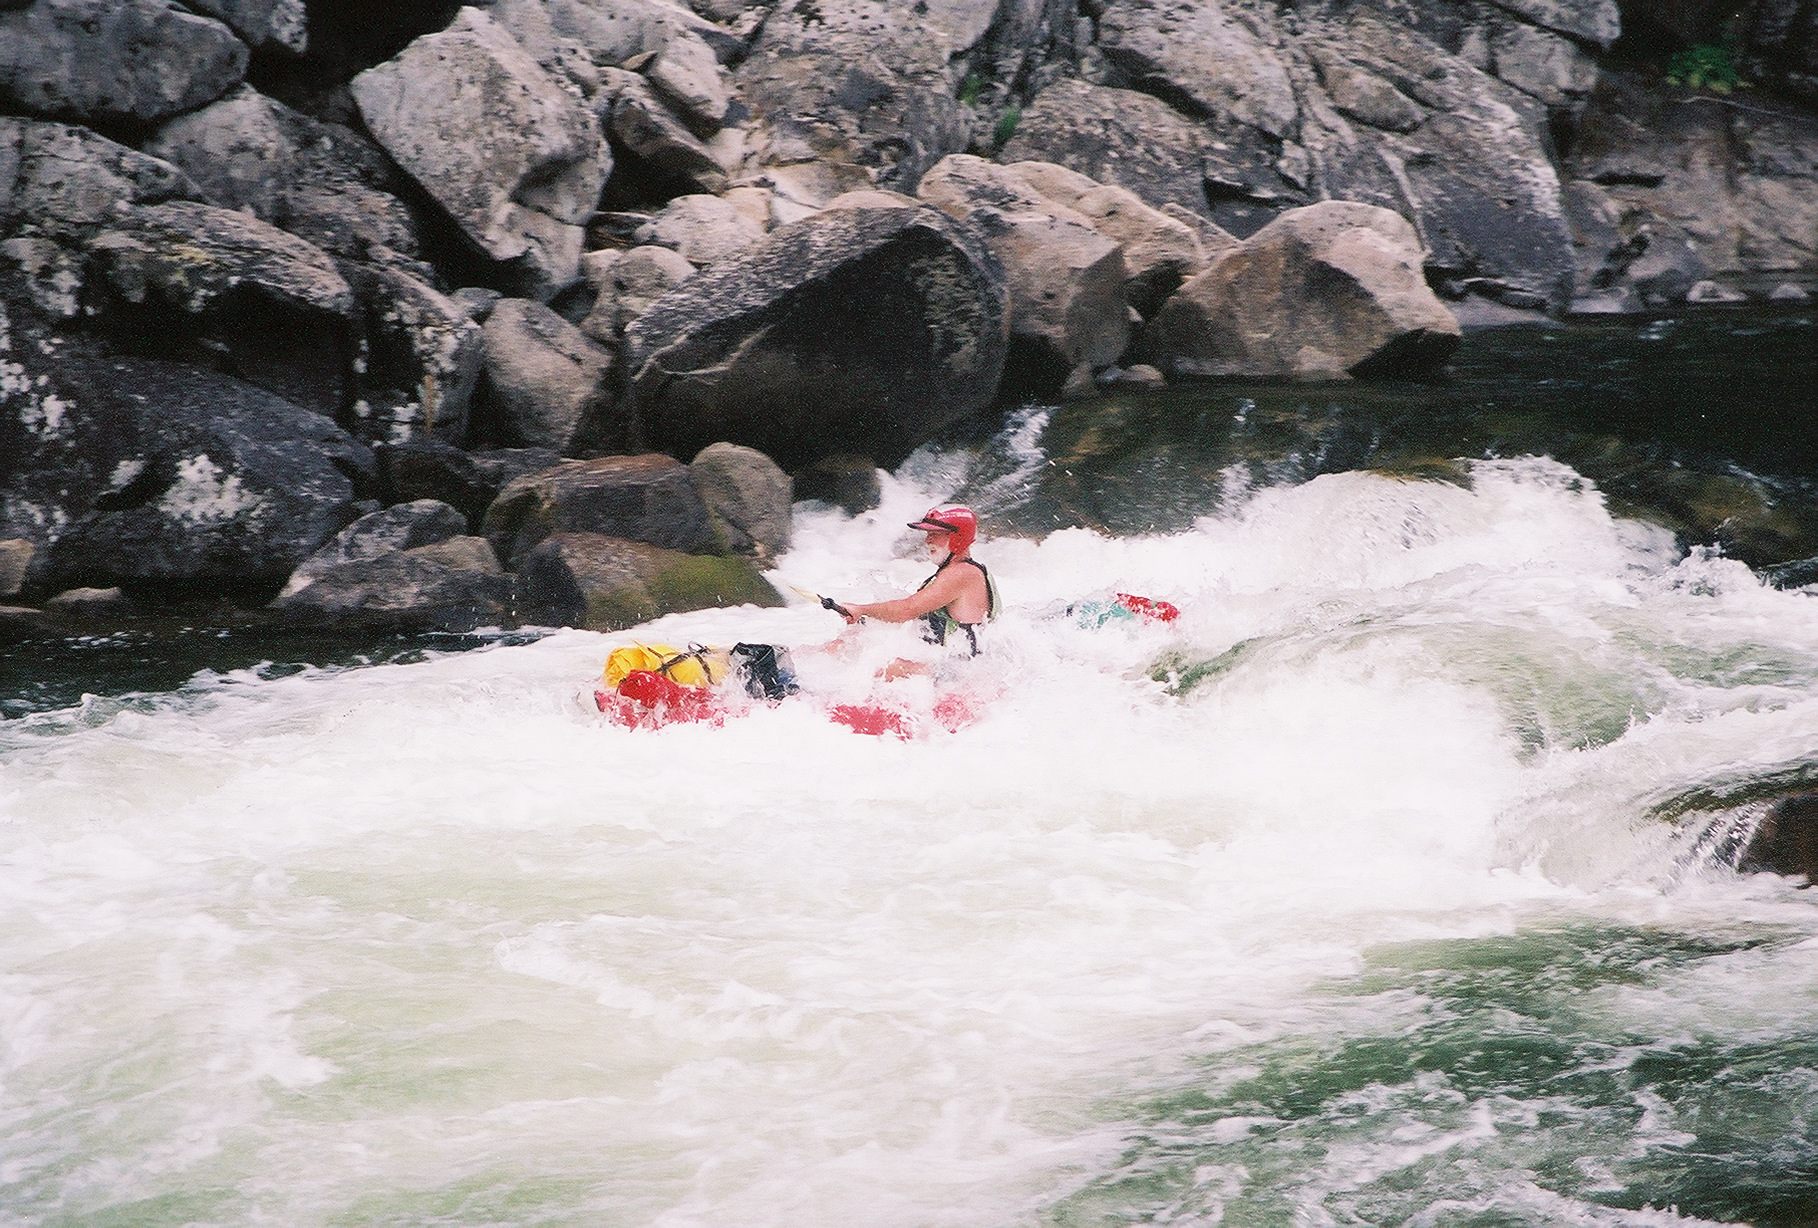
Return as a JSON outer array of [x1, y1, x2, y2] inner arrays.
[[272, 552, 515, 632]]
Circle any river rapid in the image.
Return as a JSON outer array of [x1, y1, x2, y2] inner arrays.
[[4, 314, 1818, 1227]]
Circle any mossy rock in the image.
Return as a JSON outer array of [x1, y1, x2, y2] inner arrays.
[[518, 532, 782, 631]]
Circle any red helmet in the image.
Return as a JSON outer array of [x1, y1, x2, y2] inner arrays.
[[908, 506, 978, 554]]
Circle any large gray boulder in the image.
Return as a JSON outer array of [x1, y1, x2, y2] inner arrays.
[[600, 70, 729, 198], [689, 442, 792, 563], [482, 454, 723, 567], [480, 299, 621, 455], [579, 244, 696, 342], [87, 202, 359, 418], [378, 441, 562, 528], [1488, 0, 1621, 49], [624, 198, 1010, 471], [0, 274, 375, 594], [272, 553, 514, 632], [351, 7, 609, 299], [517, 532, 781, 631], [0, 0, 248, 128], [341, 261, 485, 447], [632, 193, 766, 267], [144, 87, 423, 263], [0, 120, 199, 245], [1143, 201, 1461, 381], [917, 155, 1129, 388]]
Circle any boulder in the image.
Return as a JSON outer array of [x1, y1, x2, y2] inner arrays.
[[272, 553, 515, 632], [183, 0, 307, 55], [1738, 794, 1818, 882], [1307, 49, 1425, 134], [0, 318, 375, 594], [87, 201, 359, 418], [689, 442, 792, 562], [278, 499, 468, 598], [1490, 23, 1599, 108], [632, 193, 767, 267], [732, 0, 976, 192], [1296, 9, 1576, 311], [377, 441, 562, 527], [918, 155, 1130, 385], [517, 531, 781, 630], [0, 236, 84, 320], [793, 455, 882, 514], [480, 299, 620, 455], [1142, 201, 1462, 381], [340, 261, 485, 446], [482, 454, 723, 567], [644, 29, 731, 133], [1094, 0, 1299, 139], [1488, 0, 1621, 49], [600, 70, 729, 198], [488, 0, 748, 68], [405, 535, 502, 573], [0, 0, 248, 128], [624, 199, 1010, 471], [0, 120, 199, 245], [579, 244, 696, 342], [43, 586, 133, 617], [758, 160, 880, 227], [143, 87, 422, 262], [351, 7, 609, 298]]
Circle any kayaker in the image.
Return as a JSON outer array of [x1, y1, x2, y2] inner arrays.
[[837, 506, 1000, 657]]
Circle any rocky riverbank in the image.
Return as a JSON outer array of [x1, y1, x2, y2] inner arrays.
[[3, 0, 1817, 635]]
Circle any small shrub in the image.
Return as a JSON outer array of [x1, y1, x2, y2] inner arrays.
[[958, 72, 982, 106], [1665, 41, 1742, 93], [992, 103, 1021, 149]]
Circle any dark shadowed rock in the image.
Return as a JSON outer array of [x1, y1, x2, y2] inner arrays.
[[1739, 794, 1818, 882], [794, 455, 883, 514], [0, 0, 248, 128], [480, 299, 621, 455], [517, 531, 781, 630], [624, 199, 1010, 471], [378, 441, 562, 528], [600, 69, 729, 198], [482, 454, 722, 567], [1143, 201, 1461, 381], [341, 260, 484, 447], [278, 498, 468, 597], [272, 552, 515, 632], [87, 201, 359, 418], [690, 442, 792, 562], [0, 280, 375, 594], [185, 0, 307, 55]]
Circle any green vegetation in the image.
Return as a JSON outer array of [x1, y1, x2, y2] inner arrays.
[[958, 71, 982, 106], [991, 103, 1021, 149], [1665, 40, 1743, 93]]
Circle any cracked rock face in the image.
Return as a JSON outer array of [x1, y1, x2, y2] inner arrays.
[[351, 7, 609, 299]]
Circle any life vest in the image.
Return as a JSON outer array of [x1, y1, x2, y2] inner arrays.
[[917, 556, 1000, 656]]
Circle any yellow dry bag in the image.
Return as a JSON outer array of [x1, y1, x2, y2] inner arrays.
[[601, 643, 729, 690]]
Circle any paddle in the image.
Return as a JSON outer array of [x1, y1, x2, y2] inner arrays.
[[788, 585, 856, 620]]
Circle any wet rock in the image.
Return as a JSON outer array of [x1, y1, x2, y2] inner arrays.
[[793, 455, 882, 514], [1739, 794, 1818, 882], [272, 552, 515, 632], [377, 441, 562, 528], [278, 499, 467, 598], [351, 8, 608, 299], [482, 454, 722, 568], [87, 201, 358, 418], [632, 193, 767, 267], [0, 119, 199, 245], [0, 0, 248, 128], [516, 531, 781, 631], [143, 87, 422, 262], [43, 585, 133, 617], [624, 199, 1009, 471], [405, 535, 501, 574], [480, 299, 620, 455], [1143, 201, 1462, 381], [689, 442, 792, 563]]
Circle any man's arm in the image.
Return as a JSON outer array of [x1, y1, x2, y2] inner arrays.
[[842, 566, 969, 624]]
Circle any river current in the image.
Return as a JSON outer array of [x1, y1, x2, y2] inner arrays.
[[3, 314, 1818, 1227]]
